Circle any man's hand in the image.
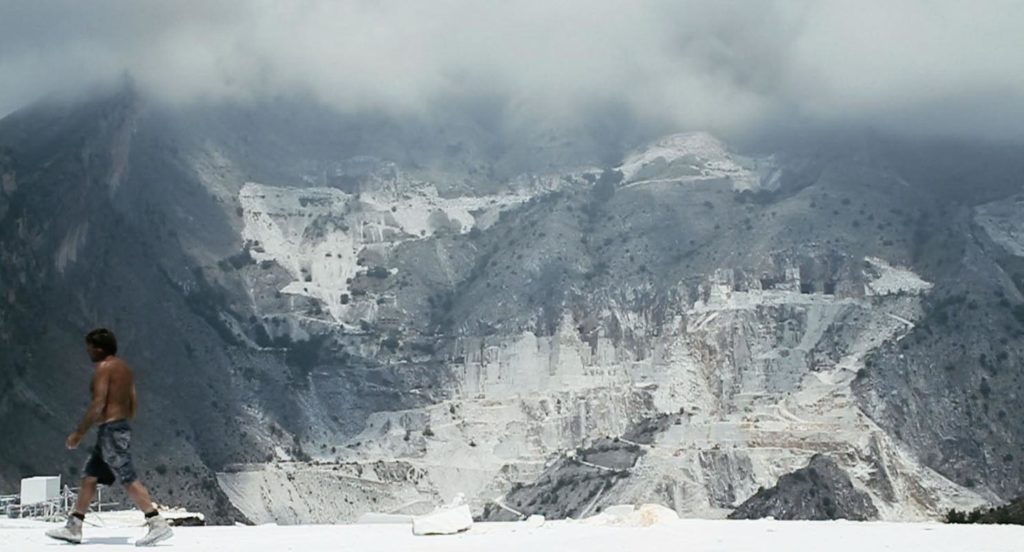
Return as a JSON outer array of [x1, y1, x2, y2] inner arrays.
[[65, 431, 83, 450]]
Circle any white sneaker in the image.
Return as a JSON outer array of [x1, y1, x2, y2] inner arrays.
[[135, 515, 173, 547], [45, 515, 83, 544]]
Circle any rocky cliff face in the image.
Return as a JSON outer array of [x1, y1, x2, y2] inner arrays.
[[728, 454, 878, 521], [2, 90, 1023, 524]]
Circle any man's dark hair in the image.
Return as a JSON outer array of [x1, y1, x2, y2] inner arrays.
[[85, 328, 118, 356]]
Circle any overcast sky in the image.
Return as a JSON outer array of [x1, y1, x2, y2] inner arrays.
[[1, 0, 1023, 142]]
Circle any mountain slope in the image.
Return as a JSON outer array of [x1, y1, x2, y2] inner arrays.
[[2, 90, 1024, 523]]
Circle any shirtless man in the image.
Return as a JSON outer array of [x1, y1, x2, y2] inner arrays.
[[46, 328, 173, 546]]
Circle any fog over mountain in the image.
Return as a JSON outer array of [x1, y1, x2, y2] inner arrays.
[[3, 1, 1024, 144], [2, 0, 1024, 526]]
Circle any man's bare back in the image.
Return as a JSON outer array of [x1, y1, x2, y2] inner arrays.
[[67, 347, 138, 449], [94, 357, 137, 423]]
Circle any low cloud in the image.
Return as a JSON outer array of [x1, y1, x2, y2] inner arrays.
[[2, 0, 1023, 142]]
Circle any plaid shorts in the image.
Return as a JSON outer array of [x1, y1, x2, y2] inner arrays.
[[83, 419, 138, 485]]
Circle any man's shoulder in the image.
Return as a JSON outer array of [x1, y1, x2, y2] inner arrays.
[[97, 356, 131, 374]]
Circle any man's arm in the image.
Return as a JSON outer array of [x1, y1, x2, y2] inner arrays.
[[66, 364, 111, 449]]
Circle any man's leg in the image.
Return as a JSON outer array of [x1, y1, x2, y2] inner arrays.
[[103, 421, 172, 545], [74, 476, 98, 516], [103, 423, 156, 515], [124, 479, 156, 513], [126, 478, 172, 546], [101, 421, 155, 513], [45, 476, 96, 543]]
